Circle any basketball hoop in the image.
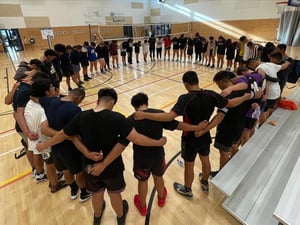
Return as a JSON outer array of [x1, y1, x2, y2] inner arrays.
[[276, 1, 288, 14]]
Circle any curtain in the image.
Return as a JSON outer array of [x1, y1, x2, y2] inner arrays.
[[277, 6, 300, 46]]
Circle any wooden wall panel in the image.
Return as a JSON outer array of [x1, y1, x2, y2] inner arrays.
[[191, 19, 279, 42], [151, 8, 160, 16], [0, 4, 22, 17], [24, 17, 50, 28], [171, 22, 191, 35], [131, 2, 144, 9]]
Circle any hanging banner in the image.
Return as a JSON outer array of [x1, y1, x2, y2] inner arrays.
[[40, 28, 54, 40]]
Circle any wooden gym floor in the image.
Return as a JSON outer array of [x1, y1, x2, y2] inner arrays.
[[0, 46, 299, 225]]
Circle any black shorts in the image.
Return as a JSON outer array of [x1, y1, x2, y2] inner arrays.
[[121, 52, 126, 57], [51, 146, 83, 175], [133, 160, 166, 181], [263, 99, 278, 112], [244, 117, 257, 130], [181, 139, 210, 161], [85, 171, 126, 193], [214, 128, 243, 152], [80, 59, 89, 67]]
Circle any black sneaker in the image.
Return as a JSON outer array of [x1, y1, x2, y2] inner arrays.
[[173, 182, 193, 199], [80, 192, 92, 202], [50, 180, 68, 193], [200, 178, 209, 192], [70, 185, 79, 200], [117, 200, 129, 225], [93, 201, 106, 225], [198, 171, 219, 179]]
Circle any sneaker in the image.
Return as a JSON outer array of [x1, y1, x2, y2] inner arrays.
[[32, 168, 36, 178], [35, 173, 47, 183], [200, 178, 209, 192], [177, 158, 184, 167], [84, 77, 89, 81], [80, 192, 93, 202], [117, 200, 129, 225], [70, 185, 79, 200], [134, 194, 147, 216], [93, 201, 106, 225], [173, 182, 193, 199], [198, 171, 219, 179], [57, 171, 64, 180], [158, 187, 167, 207], [50, 180, 68, 193]]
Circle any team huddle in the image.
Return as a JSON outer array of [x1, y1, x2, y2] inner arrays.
[[4, 33, 295, 225]]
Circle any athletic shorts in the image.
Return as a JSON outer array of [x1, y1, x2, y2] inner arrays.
[[51, 147, 83, 175], [214, 128, 243, 152], [244, 117, 257, 130], [84, 171, 125, 193], [72, 64, 80, 72], [181, 139, 210, 161], [133, 160, 166, 181], [263, 99, 278, 112], [121, 52, 126, 57], [80, 59, 89, 67]]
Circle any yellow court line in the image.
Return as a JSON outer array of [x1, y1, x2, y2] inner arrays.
[[0, 169, 31, 189]]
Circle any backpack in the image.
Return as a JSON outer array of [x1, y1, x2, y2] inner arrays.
[[287, 59, 300, 83]]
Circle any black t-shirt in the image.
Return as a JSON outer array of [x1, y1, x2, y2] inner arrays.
[[63, 109, 133, 178], [12, 82, 31, 132], [127, 108, 179, 168], [217, 90, 249, 132], [95, 46, 105, 58], [40, 96, 81, 152], [172, 38, 180, 49], [172, 90, 228, 144], [60, 53, 73, 75], [178, 37, 187, 49]]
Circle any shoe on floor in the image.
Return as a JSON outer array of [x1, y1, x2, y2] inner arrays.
[[70, 184, 79, 200], [50, 180, 68, 193], [173, 182, 193, 199], [35, 173, 47, 183], [200, 178, 209, 192], [134, 194, 147, 216], [93, 201, 106, 225], [158, 187, 167, 207], [80, 192, 92, 202], [117, 200, 129, 225]]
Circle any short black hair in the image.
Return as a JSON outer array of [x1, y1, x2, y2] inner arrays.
[[54, 43, 66, 53], [270, 51, 283, 61], [277, 44, 287, 51], [29, 59, 43, 66], [30, 78, 53, 97], [44, 49, 57, 57], [213, 70, 236, 82], [182, 71, 199, 85], [70, 88, 85, 99], [97, 88, 118, 104], [239, 36, 247, 42], [247, 41, 254, 47], [131, 92, 148, 108]]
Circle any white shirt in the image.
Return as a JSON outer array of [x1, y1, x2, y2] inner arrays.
[[256, 63, 281, 100], [24, 100, 50, 154]]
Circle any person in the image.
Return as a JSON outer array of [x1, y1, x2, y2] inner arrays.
[[149, 34, 156, 61], [70, 45, 85, 85], [207, 36, 216, 68], [178, 34, 187, 63], [128, 92, 208, 216], [126, 38, 133, 64], [156, 37, 163, 60], [36, 88, 167, 225], [163, 35, 171, 61], [134, 71, 251, 198], [87, 42, 98, 75], [109, 40, 119, 69], [142, 39, 149, 62], [60, 45, 76, 91], [212, 71, 250, 169], [39, 88, 92, 201], [81, 41, 92, 81], [24, 76, 67, 192], [238, 36, 248, 67], [172, 36, 180, 61], [225, 39, 236, 71], [95, 42, 106, 74], [246, 41, 262, 61], [193, 33, 202, 64], [120, 41, 127, 66], [133, 40, 141, 63], [187, 37, 194, 63], [216, 36, 226, 69]]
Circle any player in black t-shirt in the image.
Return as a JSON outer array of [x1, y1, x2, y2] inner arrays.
[[37, 88, 166, 225], [128, 93, 208, 216], [213, 71, 250, 170], [135, 71, 251, 198]]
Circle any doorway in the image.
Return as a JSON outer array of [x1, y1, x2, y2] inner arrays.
[[0, 29, 24, 52]]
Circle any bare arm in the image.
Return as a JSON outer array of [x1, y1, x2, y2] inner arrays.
[[134, 110, 177, 122], [15, 107, 38, 140], [72, 135, 103, 162], [227, 93, 251, 108], [4, 82, 20, 105], [36, 129, 68, 151], [176, 120, 208, 131], [221, 82, 248, 97], [89, 142, 126, 176], [126, 127, 167, 146], [41, 120, 58, 137], [195, 112, 225, 137], [280, 61, 290, 70]]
